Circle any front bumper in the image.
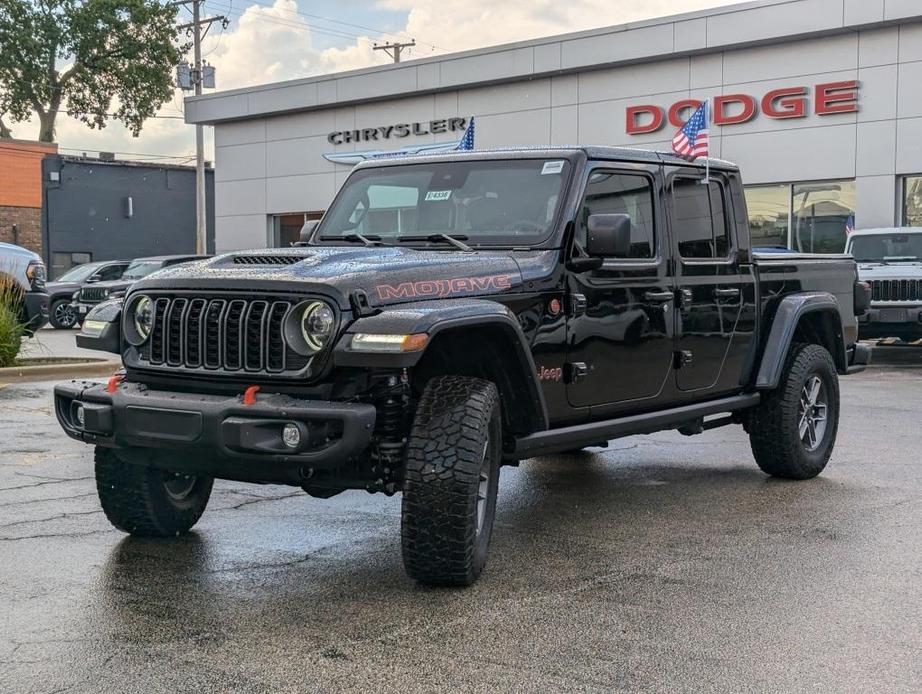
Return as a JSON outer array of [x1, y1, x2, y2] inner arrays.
[[859, 305, 922, 324], [71, 301, 100, 319], [54, 380, 376, 483], [21, 291, 49, 334], [858, 305, 922, 339]]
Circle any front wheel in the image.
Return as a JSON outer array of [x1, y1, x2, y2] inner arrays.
[[749, 343, 840, 479], [401, 376, 502, 586], [49, 299, 78, 329], [94, 447, 214, 536]]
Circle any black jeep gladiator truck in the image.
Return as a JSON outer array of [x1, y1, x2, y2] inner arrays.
[[54, 147, 870, 586]]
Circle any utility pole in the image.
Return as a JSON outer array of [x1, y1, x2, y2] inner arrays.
[[175, 1, 227, 255], [373, 39, 416, 64]]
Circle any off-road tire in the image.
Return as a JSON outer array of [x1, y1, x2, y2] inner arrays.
[[94, 447, 214, 536], [401, 376, 502, 586], [49, 299, 77, 329], [749, 343, 840, 480]]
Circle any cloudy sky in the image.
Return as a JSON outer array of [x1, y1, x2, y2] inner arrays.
[[10, 0, 751, 162]]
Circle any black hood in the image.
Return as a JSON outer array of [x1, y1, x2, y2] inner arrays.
[[129, 246, 560, 308], [45, 281, 81, 297], [81, 278, 135, 293]]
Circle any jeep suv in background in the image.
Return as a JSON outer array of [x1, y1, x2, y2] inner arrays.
[[71, 254, 209, 322], [845, 228, 922, 341], [46, 260, 130, 329], [0, 241, 48, 335], [55, 147, 870, 586]]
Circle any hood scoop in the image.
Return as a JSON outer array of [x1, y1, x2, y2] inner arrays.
[[232, 254, 305, 266]]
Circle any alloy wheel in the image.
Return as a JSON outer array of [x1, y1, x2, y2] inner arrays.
[[798, 374, 828, 452], [54, 302, 77, 328]]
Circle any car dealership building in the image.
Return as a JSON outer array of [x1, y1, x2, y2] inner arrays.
[[185, 0, 922, 253]]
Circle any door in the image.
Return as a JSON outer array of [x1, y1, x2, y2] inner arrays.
[[668, 172, 744, 394], [566, 166, 676, 409]]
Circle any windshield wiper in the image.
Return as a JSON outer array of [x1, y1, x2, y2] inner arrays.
[[398, 234, 474, 252], [319, 233, 389, 247]]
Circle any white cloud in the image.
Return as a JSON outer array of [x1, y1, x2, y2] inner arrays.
[[8, 0, 748, 158]]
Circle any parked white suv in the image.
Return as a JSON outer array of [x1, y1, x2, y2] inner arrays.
[[845, 228, 922, 341]]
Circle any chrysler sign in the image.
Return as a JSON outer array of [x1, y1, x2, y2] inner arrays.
[[625, 81, 859, 135], [328, 117, 468, 145]]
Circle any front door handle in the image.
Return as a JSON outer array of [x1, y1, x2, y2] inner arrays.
[[713, 288, 740, 299], [644, 290, 674, 302]]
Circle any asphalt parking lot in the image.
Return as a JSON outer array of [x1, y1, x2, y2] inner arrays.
[[1, 348, 920, 693]]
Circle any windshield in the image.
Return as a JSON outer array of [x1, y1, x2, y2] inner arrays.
[[316, 159, 571, 246], [848, 234, 922, 262], [121, 260, 163, 279], [55, 263, 100, 283]]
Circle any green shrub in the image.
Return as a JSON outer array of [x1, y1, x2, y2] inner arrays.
[[0, 281, 26, 368]]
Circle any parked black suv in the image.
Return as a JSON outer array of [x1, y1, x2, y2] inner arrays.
[[70, 254, 209, 322], [45, 260, 130, 329], [55, 148, 869, 586]]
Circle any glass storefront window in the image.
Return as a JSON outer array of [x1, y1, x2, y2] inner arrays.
[[904, 176, 922, 227], [744, 184, 790, 249], [791, 180, 855, 253], [271, 211, 323, 247]]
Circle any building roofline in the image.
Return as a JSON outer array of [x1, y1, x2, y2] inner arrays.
[[185, 0, 922, 125], [0, 138, 58, 151], [48, 154, 213, 172]]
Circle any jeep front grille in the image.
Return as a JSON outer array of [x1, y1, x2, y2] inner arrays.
[[139, 295, 309, 375], [80, 286, 110, 303], [869, 279, 922, 302]]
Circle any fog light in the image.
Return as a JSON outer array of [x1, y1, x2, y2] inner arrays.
[[73, 403, 85, 428], [282, 422, 301, 449]]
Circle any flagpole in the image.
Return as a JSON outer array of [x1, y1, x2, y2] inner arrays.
[[703, 100, 710, 184]]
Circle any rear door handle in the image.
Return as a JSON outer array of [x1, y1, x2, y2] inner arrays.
[[644, 290, 674, 302], [713, 288, 740, 299]]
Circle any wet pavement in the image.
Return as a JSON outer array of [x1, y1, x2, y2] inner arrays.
[[1, 351, 920, 693]]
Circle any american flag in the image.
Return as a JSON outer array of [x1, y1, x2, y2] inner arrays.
[[672, 102, 709, 159], [456, 116, 475, 151]]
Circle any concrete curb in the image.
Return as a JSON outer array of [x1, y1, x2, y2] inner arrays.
[[0, 359, 122, 384]]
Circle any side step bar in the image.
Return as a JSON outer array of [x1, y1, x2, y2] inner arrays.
[[511, 393, 761, 460]]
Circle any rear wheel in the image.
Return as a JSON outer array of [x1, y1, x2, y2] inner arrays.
[[95, 447, 213, 536], [49, 299, 77, 329], [401, 376, 502, 586], [749, 343, 840, 480]]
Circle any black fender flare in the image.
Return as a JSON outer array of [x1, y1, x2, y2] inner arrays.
[[75, 298, 123, 354], [755, 291, 846, 390], [334, 298, 549, 431]]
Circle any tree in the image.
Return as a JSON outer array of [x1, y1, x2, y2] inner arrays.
[[0, 0, 186, 142]]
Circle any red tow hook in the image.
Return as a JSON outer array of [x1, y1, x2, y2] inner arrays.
[[106, 374, 125, 394], [243, 385, 261, 406]]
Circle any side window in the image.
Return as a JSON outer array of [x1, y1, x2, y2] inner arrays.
[[578, 172, 655, 259], [96, 264, 126, 281], [673, 177, 732, 259]]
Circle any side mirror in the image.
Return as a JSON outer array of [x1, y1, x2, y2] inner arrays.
[[85, 276, 99, 283], [586, 214, 632, 258], [295, 220, 320, 246]]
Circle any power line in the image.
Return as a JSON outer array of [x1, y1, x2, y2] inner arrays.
[[234, 0, 443, 51], [206, 1, 369, 41], [206, 0, 443, 52]]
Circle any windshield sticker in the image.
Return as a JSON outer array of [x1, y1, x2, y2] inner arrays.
[[541, 161, 565, 175], [425, 190, 452, 201]]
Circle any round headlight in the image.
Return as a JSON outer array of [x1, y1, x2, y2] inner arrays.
[[300, 301, 335, 353], [133, 295, 153, 342]]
